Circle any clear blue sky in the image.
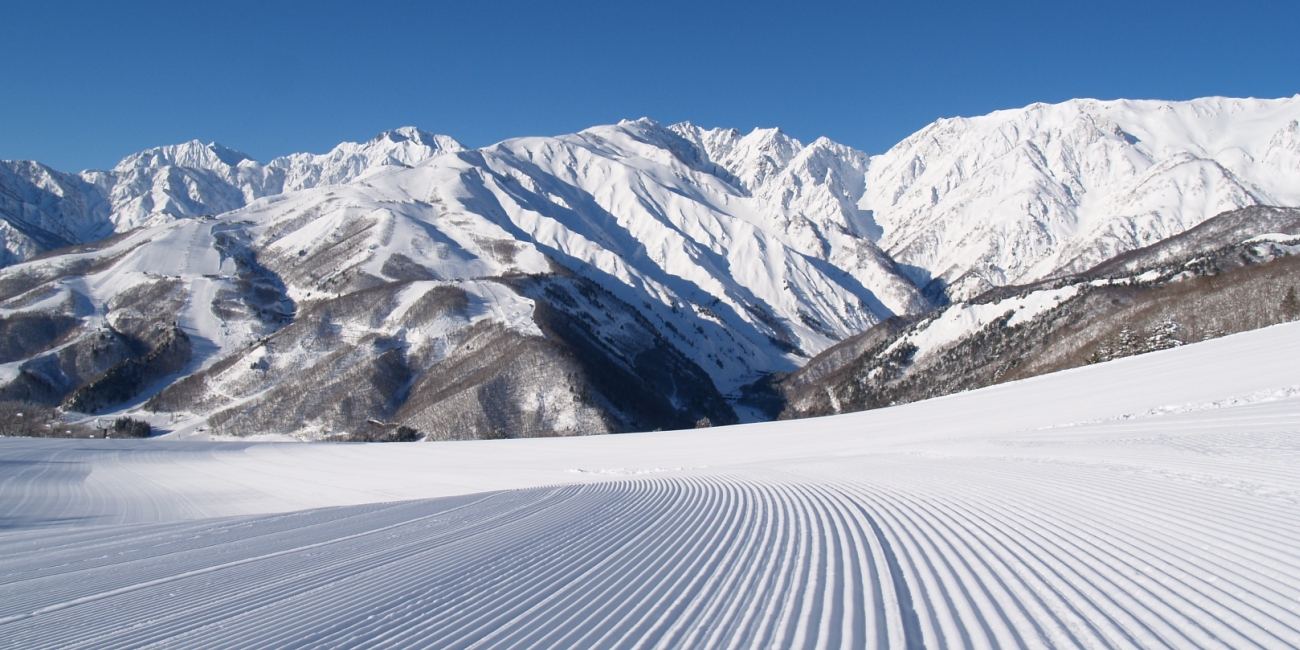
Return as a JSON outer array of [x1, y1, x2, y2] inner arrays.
[[3, 0, 1297, 171]]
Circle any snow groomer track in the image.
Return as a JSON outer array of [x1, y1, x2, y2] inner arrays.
[[3, 323, 1300, 648]]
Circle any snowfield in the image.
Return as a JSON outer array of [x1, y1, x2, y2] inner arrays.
[[3, 322, 1300, 648]]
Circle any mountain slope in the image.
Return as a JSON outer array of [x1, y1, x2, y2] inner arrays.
[[0, 128, 465, 265], [779, 205, 1300, 419], [3, 97, 1300, 439], [865, 95, 1300, 299], [198, 119, 926, 388], [0, 161, 114, 266], [0, 120, 929, 437], [2, 319, 1299, 647]]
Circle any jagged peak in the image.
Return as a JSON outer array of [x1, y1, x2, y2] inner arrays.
[[265, 127, 465, 177], [205, 142, 255, 166], [114, 139, 255, 172], [618, 117, 663, 129], [371, 126, 465, 152], [603, 118, 693, 152], [384, 126, 424, 141], [582, 118, 712, 167], [673, 122, 742, 137], [746, 125, 789, 139]]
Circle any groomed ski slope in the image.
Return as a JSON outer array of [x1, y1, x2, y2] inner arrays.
[[3, 323, 1300, 648]]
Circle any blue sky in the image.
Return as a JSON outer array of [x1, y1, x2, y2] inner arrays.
[[3, 0, 1297, 171]]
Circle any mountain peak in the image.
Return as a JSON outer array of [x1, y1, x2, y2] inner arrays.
[[372, 126, 463, 152], [114, 139, 255, 173], [619, 117, 663, 129], [864, 94, 1300, 300], [354, 127, 464, 160], [383, 126, 423, 141], [205, 142, 254, 166]]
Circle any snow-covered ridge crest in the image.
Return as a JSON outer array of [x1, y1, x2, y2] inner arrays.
[[864, 95, 1300, 300], [7, 94, 1298, 296], [3, 100, 1300, 439], [0, 128, 465, 264], [111, 127, 463, 179], [114, 140, 255, 172], [267, 126, 465, 192], [105, 126, 466, 229]]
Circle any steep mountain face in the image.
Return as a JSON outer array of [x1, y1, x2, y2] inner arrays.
[[778, 206, 1300, 419], [9, 96, 1298, 298], [0, 128, 464, 266], [0, 216, 740, 439], [0, 162, 114, 266], [144, 273, 735, 440], [448, 119, 927, 382], [864, 96, 1300, 300]]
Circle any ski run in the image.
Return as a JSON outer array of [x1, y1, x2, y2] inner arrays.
[[2, 320, 1299, 648]]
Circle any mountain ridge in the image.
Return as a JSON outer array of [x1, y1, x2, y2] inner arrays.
[[1, 95, 1298, 439], [776, 205, 1300, 420], [0, 127, 465, 265], [864, 95, 1300, 299]]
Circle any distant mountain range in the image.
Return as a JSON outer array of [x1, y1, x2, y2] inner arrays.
[[1, 96, 1297, 439], [0, 127, 463, 265]]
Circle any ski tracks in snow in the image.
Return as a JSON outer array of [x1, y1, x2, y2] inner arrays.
[[2, 453, 1298, 648], [5, 325, 1300, 648]]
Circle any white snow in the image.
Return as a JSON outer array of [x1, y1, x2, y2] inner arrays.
[[2, 320, 1298, 647], [9, 97, 1297, 391], [1133, 268, 1163, 283], [103, 128, 465, 232], [157, 119, 932, 393], [0, 128, 465, 264], [864, 95, 1300, 299], [1245, 232, 1300, 246], [889, 284, 1081, 362]]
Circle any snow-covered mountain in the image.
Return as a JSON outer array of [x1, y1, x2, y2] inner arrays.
[[779, 205, 1300, 420], [162, 118, 925, 398], [0, 127, 464, 266], [0, 161, 115, 263], [0, 119, 927, 437], [8, 95, 1300, 296], [3, 95, 1299, 439], [864, 95, 1300, 299]]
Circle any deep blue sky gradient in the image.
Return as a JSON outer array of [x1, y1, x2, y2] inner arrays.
[[3, 0, 1298, 171]]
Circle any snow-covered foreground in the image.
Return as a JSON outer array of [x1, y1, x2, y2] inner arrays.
[[3, 324, 1300, 648]]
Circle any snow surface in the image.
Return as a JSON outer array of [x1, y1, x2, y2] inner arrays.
[[3, 321, 1299, 647]]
